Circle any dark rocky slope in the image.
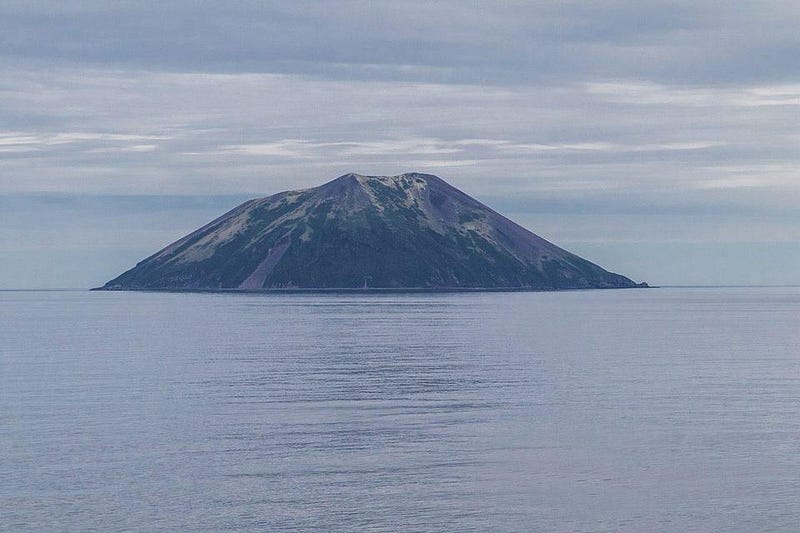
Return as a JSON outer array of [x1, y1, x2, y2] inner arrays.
[[98, 173, 645, 290]]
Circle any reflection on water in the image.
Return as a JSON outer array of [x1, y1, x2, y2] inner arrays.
[[3, 288, 800, 531]]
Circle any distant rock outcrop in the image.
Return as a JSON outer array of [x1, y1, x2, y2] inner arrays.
[[98, 173, 645, 290]]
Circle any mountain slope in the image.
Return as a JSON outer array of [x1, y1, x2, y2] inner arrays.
[[98, 173, 644, 290]]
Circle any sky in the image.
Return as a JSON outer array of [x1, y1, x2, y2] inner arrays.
[[1, 1, 798, 288]]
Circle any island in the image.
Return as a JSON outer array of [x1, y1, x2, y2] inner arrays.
[[96, 172, 646, 291]]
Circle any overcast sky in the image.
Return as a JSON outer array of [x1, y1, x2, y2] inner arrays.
[[1, 1, 798, 288]]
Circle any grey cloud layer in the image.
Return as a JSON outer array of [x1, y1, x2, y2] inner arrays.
[[3, 1, 799, 84]]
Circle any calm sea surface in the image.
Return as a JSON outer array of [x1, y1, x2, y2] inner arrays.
[[2, 288, 799, 532]]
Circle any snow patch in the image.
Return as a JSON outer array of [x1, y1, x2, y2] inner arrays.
[[173, 207, 254, 264]]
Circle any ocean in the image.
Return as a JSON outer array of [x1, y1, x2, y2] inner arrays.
[[2, 288, 799, 531]]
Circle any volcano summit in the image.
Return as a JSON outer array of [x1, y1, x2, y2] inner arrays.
[[98, 173, 644, 291]]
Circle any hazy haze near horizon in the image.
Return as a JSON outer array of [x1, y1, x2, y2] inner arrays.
[[1, 1, 798, 288]]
